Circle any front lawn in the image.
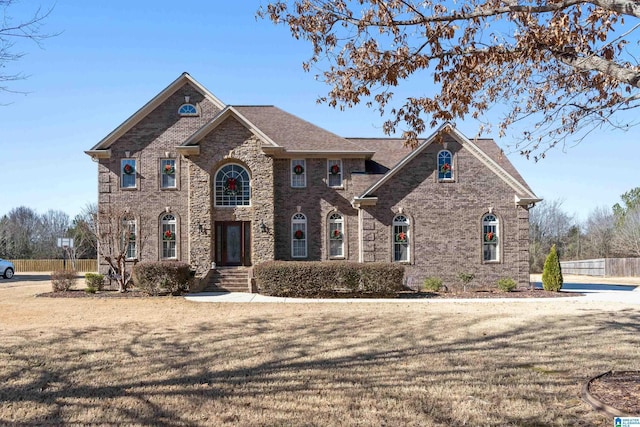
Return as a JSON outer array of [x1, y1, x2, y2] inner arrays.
[[0, 280, 636, 425]]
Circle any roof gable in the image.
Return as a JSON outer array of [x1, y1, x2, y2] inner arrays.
[[355, 123, 540, 205], [181, 105, 374, 157], [88, 73, 225, 151]]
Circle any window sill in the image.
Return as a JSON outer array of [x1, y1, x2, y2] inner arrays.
[[120, 187, 138, 191], [160, 187, 180, 191], [329, 256, 346, 260], [438, 179, 455, 183]]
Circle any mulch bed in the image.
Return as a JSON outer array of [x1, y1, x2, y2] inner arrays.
[[37, 288, 578, 299], [587, 371, 640, 416], [418, 288, 581, 299], [37, 290, 151, 298]]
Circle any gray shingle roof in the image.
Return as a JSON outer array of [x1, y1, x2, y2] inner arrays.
[[233, 106, 370, 152]]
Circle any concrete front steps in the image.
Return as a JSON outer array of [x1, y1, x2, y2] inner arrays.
[[201, 266, 251, 293]]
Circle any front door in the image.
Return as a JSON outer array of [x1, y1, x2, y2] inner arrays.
[[215, 221, 251, 266]]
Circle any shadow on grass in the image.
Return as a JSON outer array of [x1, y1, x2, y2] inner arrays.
[[0, 307, 638, 425]]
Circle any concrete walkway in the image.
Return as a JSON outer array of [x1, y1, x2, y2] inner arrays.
[[185, 283, 640, 304]]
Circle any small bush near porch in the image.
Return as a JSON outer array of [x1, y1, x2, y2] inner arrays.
[[254, 261, 404, 297]]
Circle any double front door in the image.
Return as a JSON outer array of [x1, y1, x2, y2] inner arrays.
[[215, 221, 251, 266]]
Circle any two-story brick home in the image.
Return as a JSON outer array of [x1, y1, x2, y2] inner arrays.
[[86, 73, 540, 291]]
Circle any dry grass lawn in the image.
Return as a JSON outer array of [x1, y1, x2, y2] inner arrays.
[[0, 276, 638, 426]]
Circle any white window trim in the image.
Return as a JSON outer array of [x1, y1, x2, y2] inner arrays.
[[160, 158, 178, 190], [214, 164, 252, 207], [121, 158, 137, 189], [291, 159, 307, 188], [437, 150, 454, 182], [123, 219, 137, 260], [327, 159, 343, 188], [178, 103, 199, 116], [291, 213, 307, 258], [482, 213, 500, 263], [392, 215, 410, 263], [161, 214, 178, 260], [328, 212, 345, 259]]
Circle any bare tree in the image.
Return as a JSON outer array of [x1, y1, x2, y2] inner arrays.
[[260, 0, 640, 159], [1, 0, 55, 97], [69, 203, 98, 260], [36, 209, 70, 259], [90, 205, 145, 293], [0, 206, 41, 258], [583, 205, 615, 258], [613, 206, 640, 256], [529, 199, 575, 271]]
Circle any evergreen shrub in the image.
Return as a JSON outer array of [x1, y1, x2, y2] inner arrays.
[[497, 277, 517, 292], [542, 244, 563, 292], [85, 273, 105, 291], [254, 261, 405, 297]]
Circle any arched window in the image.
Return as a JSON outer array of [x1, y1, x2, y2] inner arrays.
[[291, 213, 307, 258], [178, 103, 198, 116], [438, 150, 453, 181], [482, 213, 499, 262], [328, 212, 344, 258], [393, 215, 409, 262], [123, 218, 136, 260], [161, 214, 177, 259], [215, 164, 251, 206]]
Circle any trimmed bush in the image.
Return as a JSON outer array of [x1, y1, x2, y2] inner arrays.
[[542, 244, 563, 292], [254, 261, 405, 297], [51, 270, 77, 292], [422, 277, 443, 292], [133, 261, 191, 296], [85, 273, 105, 291], [85, 286, 98, 294], [497, 277, 517, 292]]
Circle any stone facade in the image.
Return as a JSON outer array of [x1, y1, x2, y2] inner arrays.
[[87, 73, 539, 288]]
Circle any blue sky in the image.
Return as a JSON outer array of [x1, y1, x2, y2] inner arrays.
[[0, 1, 637, 222]]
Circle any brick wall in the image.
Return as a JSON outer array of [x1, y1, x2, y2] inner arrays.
[[273, 158, 364, 261], [360, 138, 530, 288], [96, 83, 220, 273]]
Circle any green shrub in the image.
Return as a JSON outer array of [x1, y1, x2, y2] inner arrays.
[[85, 286, 97, 294], [85, 273, 105, 291], [133, 262, 192, 296], [497, 277, 517, 292], [51, 270, 77, 292], [542, 244, 563, 292], [254, 261, 405, 297], [422, 277, 443, 292]]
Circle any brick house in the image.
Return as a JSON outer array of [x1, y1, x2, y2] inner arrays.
[[86, 73, 540, 291]]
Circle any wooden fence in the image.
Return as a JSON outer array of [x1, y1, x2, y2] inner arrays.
[[8, 259, 98, 273], [560, 258, 640, 277]]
